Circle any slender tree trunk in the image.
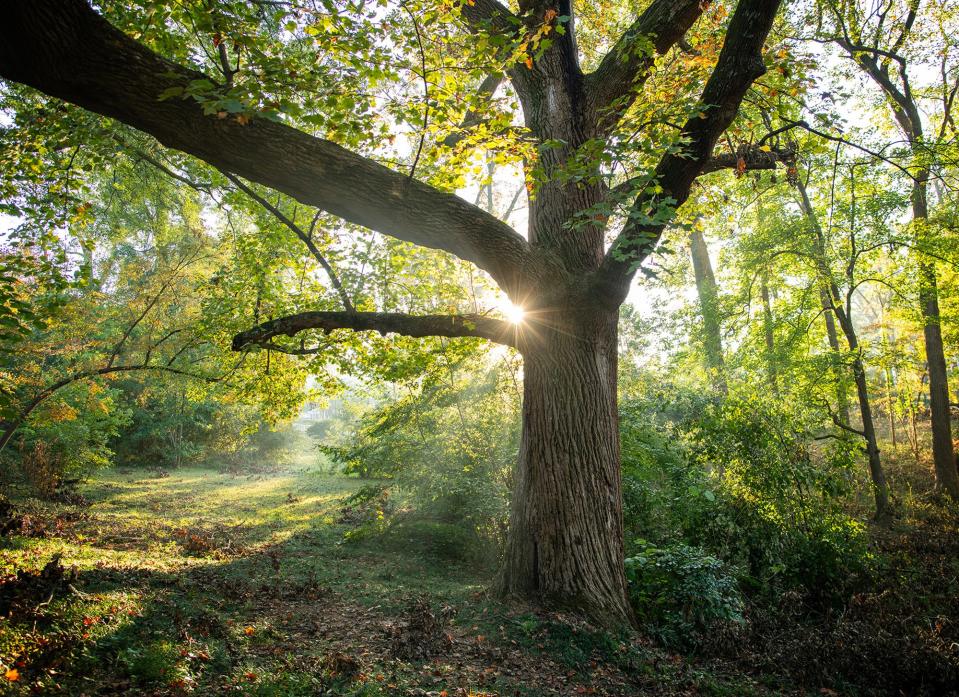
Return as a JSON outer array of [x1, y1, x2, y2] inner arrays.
[[821, 287, 850, 424], [831, 308, 890, 519], [760, 273, 779, 397], [916, 175, 958, 497], [689, 227, 728, 395], [795, 179, 889, 518], [797, 180, 849, 423], [499, 309, 632, 628], [880, 302, 897, 447], [885, 366, 898, 448], [849, 354, 890, 518]]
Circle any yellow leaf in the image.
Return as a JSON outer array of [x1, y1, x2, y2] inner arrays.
[[524, 56, 533, 70]]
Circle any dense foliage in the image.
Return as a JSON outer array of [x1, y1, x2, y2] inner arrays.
[[2, 0, 959, 693]]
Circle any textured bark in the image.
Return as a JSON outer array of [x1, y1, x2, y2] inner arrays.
[[585, 0, 706, 133], [0, 0, 534, 298], [920, 260, 959, 497], [500, 309, 631, 627], [597, 0, 783, 305], [690, 229, 728, 395]]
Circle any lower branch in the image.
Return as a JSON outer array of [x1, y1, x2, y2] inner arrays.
[[232, 311, 517, 350]]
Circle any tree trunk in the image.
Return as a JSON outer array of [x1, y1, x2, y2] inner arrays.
[[689, 228, 728, 395], [795, 179, 890, 519], [760, 273, 779, 397], [850, 354, 890, 518], [919, 261, 959, 498], [912, 177, 959, 498], [796, 180, 849, 424], [821, 287, 850, 425], [499, 309, 633, 628]]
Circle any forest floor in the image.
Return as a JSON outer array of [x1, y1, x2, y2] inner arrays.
[[0, 462, 956, 696]]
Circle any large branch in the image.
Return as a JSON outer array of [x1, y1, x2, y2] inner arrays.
[[585, 0, 706, 133], [0, 0, 532, 297], [594, 0, 783, 307], [609, 144, 795, 198], [232, 311, 517, 350], [459, 0, 519, 37], [699, 144, 795, 175]]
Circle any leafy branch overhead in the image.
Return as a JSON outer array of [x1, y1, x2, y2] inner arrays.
[[0, 0, 782, 343]]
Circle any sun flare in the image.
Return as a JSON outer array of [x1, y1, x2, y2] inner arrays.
[[502, 301, 526, 325]]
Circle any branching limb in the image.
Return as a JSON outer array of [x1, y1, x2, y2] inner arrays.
[[585, 0, 706, 134], [222, 172, 355, 312], [595, 0, 783, 307], [0, 0, 533, 297], [610, 144, 795, 199], [701, 144, 796, 174], [442, 73, 504, 148], [232, 310, 517, 350]]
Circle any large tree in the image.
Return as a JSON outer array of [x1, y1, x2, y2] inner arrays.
[[0, 0, 782, 626]]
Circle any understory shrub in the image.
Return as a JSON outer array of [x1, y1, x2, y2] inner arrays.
[[10, 382, 129, 495], [619, 385, 875, 625], [625, 541, 743, 650]]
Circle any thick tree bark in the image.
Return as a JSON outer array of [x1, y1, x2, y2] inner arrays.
[[0, 0, 534, 298], [689, 228, 728, 395], [597, 0, 782, 304], [500, 309, 632, 627]]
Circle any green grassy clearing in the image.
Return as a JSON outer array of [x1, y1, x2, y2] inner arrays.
[[0, 465, 778, 696]]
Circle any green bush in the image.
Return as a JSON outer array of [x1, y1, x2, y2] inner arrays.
[[11, 382, 130, 494], [618, 386, 874, 609], [625, 541, 743, 650]]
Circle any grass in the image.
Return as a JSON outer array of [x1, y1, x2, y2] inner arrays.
[[0, 465, 814, 695]]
